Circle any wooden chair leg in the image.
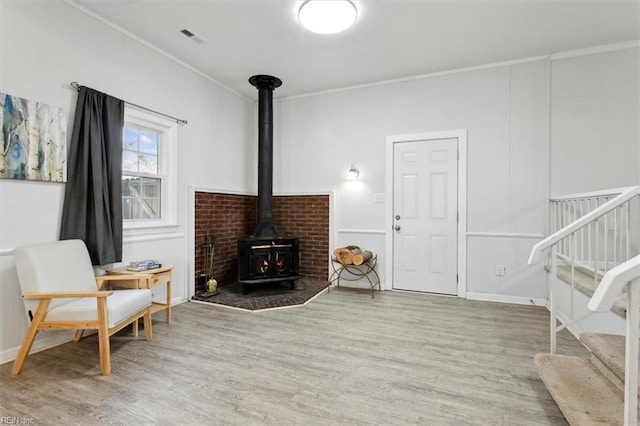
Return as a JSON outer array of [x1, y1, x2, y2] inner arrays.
[[96, 298, 111, 375], [143, 308, 153, 341], [73, 330, 84, 341], [12, 300, 50, 375], [132, 319, 139, 337]]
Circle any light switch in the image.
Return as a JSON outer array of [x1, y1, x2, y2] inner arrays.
[[373, 193, 385, 203]]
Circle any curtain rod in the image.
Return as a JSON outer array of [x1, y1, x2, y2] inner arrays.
[[70, 82, 188, 125]]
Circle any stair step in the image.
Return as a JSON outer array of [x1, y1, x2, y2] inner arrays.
[[581, 333, 640, 394], [546, 264, 627, 318], [534, 353, 625, 425]]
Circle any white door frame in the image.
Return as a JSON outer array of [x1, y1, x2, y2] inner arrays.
[[385, 130, 468, 298]]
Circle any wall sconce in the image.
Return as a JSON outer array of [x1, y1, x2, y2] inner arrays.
[[348, 164, 360, 180]]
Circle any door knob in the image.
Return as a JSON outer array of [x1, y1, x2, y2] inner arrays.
[[394, 225, 401, 231], [395, 215, 401, 220]]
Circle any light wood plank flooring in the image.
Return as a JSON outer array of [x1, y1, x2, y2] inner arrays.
[[1, 289, 587, 425]]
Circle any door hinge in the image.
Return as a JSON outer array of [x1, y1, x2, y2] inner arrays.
[[457, 212, 459, 222], [456, 274, 459, 283]]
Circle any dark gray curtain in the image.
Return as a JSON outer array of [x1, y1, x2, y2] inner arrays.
[[60, 86, 124, 265]]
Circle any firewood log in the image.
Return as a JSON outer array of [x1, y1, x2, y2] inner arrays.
[[353, 250, 373, 266], [334, 248, 353, 265], [334, 245, 362, 265]]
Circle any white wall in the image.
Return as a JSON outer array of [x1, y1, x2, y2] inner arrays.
[[273, 60, 550, 299], [551, 47, 640, 196], [0, 1, 254, 362], [548, 46, 640, 338], [273, 45, 639, 301]]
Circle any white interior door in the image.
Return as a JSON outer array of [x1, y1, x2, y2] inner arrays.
[[392, 138, 458, 294]]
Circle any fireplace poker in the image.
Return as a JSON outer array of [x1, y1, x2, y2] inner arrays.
[[207, 234, 217, 293]]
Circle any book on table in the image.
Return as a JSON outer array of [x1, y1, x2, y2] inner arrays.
[[129, 259, 159, 267], [126, 263, 162, 272]]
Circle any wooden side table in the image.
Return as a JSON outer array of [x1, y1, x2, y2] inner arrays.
[[103, 266, 173, 326]]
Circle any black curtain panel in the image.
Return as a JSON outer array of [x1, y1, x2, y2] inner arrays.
[[60, 86, 124, 265]]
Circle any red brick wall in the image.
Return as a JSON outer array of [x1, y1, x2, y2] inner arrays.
[[194, 192, 329, 288], [272, 195, 329, 281], [194, 193, 256, 288]]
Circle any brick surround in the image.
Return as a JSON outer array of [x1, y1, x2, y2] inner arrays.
[[195, 192, 329, 288]]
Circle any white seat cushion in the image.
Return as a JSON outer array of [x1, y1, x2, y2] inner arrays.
[[45, 289, 152, 329]]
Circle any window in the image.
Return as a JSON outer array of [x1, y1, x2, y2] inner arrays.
[[123, 126, 161, 219], [122, 107, 177, 230]]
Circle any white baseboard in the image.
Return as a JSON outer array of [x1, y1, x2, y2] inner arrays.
[[466, 292, 547, 307], [0, 330, 75, 365]]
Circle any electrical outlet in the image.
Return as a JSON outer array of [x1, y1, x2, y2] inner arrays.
[[495, 265, 506, 276], [373, 193, 386, 203]]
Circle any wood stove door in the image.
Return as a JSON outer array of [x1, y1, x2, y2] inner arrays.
[[273, 249, 293, 277], [249, 248, 272, 279]]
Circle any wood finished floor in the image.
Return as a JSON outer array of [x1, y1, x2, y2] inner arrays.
[[0, 289, 588, 425]]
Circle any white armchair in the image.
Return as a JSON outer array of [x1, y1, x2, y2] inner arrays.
[[12, 239, 153, 375]]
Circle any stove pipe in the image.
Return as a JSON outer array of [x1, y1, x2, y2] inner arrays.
[[249, 74, 282, 238]]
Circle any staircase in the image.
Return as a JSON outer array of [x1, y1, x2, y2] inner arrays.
[[528, 186, 640, 425], [535, 333, 637, 425], [535, 259, 640, 425]]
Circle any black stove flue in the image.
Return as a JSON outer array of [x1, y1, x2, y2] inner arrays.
[[250, 75, 281, 238], [238, 75, 300, 293]]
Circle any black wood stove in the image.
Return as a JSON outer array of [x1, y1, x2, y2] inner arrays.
[[237, 75, 300, 293]]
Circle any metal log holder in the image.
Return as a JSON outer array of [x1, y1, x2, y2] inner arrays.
[[328, 254, 381, 298]]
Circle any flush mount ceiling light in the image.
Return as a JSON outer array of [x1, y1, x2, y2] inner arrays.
[[298, 0, 357, 34]]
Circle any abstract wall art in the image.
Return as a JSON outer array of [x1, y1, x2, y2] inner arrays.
[[1, 92, 68, 182]]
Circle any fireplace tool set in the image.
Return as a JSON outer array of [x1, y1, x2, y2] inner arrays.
[[199, 233, 218, 295]]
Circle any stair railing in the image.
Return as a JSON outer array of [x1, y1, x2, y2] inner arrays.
[[528, 185, 639, 354], [550, 187, 636, 280], [589, 255, 640, 426]]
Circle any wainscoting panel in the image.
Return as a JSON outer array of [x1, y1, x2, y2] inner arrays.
[[0, 233, 187, 364], [120, 235, 187, 306], [466, 234, 547, 303]]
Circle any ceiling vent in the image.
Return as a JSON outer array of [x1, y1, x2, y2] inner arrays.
[[179, 29, 206, 44]]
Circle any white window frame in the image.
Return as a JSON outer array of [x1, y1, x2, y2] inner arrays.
[[123, 106, 178, 234]]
